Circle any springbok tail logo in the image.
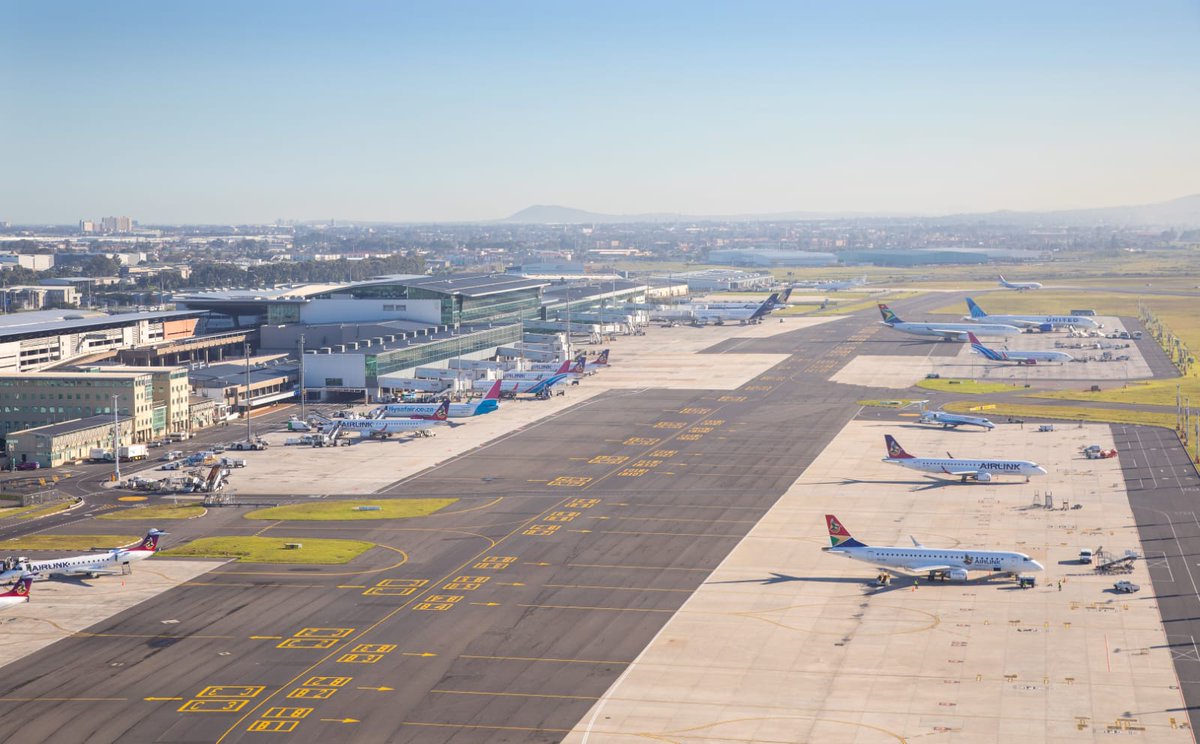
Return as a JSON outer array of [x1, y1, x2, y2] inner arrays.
[[878, 304, 898, 324], [885, 435, 913, 459], [825, 515, 865, 549], [431, 399, 450, 420], [4, 575, 32, 598], [134, 529, 165, 552], [966, 298, 987, 318]]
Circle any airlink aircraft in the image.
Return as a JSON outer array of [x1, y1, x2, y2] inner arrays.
[[964, 298, 1099, 330], [967, 331, 1073, 364], [0, 576, 33, 608], [0, 530, 165, 582], [882, 434, 1046, 482], [823, 515, 1044, 581], [877, 304, 1021, 341], [329, 400, 449, 437], [919, 409, 995, 430], [998, 274, 1043, 290], [377, 380, 502, 418]]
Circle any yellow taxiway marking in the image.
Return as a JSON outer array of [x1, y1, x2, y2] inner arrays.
[[544, 583, 693, 593], [567, 562, 714, 572], [400, 722, 571, 733], [0, 697, 126, 702], [357, 686, 395, 692], [249, 636, 283, 640], [517, 603, 674, 614], [144, 697, 184, 701], [431, 689, 599, 701], [434, 496, 505, 517], [496, 582, 525, 586], [470, 601, 501, 607], [336, 585, 366, 589], [524, 561, 552, 566], [460, 654, 629, 665], [320, 718, 359, 724], [401, 652, 438, 657]]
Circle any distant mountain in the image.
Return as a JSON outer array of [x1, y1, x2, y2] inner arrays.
[[942, 194, 1200, 228], [500, 195, 1200, 227]]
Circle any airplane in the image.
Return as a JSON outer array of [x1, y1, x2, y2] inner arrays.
[[882, 434, 1046, 482], [0, 530, 166, 582], [0, 575, 33, 608], [999, 274, 1043, 291], [701, 287, 793, 310], [377, 381, 502, 418], [963, 298, 1099, 331], [794, 276, 867, 292], [530, 349, 609, 375], [493, 358, 581, 382], [690, 294, 779, 326], [823, 515, 1044, 581], [323, 400, 449, 438], [472, 372, 575, 398], [918, 408, 995, 430], [877, 304, 1022, 342], [967, 331, 1073, 365]]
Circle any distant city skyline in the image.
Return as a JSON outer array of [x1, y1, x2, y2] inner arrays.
[[2, 1, 1198, 224]]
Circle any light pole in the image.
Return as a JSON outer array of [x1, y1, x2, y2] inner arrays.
[[298, 333, 306, 422], [111, 394, 121, 483], [244, 343, 253, 443]]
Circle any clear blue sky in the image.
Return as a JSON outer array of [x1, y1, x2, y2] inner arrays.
[[3, 1, 1198, 223]]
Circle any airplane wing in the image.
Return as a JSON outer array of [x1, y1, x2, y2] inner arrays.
[[929, 329, 968, 341], [60, 567, 122, 577], [1003, 318, 1040, 328], [909, 564, 953, 573], [941, 467, 979, 478]]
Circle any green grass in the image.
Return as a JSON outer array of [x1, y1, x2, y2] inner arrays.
[[943, 401, 1179, 429], [0, 499, 79, 521], [857, 399, 917, 408], [161, 536, 374, 564], [244, 498, 457, 521], [0, 534, 137, 551], [916, 378, 1027, 394], [97, 505, 207, 521], [1027, 380, 1183, 407]]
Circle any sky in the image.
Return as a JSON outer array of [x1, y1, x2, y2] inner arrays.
[[2, 1, 1199, 224]]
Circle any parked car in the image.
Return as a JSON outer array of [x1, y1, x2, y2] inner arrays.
[[1113, 580, 1140, 593], [159, 461, 182, 471], [15, 461, 41, 471]]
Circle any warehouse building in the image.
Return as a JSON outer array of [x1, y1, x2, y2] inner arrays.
[[5, 415, 134, 469], [0, 371, 155, 445]]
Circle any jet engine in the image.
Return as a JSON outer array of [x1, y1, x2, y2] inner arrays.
[[975, 471, 992, 482], [1038, 322, 1053, 332], [948, 568, 969, 581]]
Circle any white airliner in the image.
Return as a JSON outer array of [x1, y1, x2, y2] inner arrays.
[[967, 332, 1073, 365], [964, 298, 1099, 330], [654, 295, 779, 326], [470, 372, 573, 397], [530, 350, 609, 375], [999, 274, 1043, 291], [0, 530, 166, 582], [882, 434, 1046, 482], [878, 304, 1021, 341], [919, 409, 995, 430], [823, 515, 1044, 581], [328, 400, 449, 438], [377, 381, 502, 418], [0, 575, 33, 607], [497, 359, 580, 382]]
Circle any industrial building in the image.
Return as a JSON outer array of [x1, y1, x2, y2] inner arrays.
[[707, 248, 838, 267], [80, 365, 191, 436], [0, 308, 205, 373], [4, 415, 133, 469], [655, 269, 774, 291], [0, 371, 155, 444]]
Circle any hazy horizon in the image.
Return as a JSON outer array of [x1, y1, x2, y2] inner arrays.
[[3, 1, 1198, 224]]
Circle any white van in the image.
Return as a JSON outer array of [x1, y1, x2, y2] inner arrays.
[[1079, 549, 1094, 564]]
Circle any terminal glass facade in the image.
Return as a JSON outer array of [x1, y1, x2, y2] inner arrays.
[[367, 324, 522, 386]]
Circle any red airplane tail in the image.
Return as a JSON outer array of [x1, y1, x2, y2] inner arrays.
[[1, 575, 32, 600]]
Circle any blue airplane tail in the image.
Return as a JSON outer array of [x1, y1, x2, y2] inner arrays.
[[752, 294, 779, 319], [965, 297, 988, 319]]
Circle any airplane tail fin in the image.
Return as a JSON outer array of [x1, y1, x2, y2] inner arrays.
[[431, 399, 450, 421], [780, 287, 792, 303], [751, 295, 777, 319], [965, 297, 988, 318], [0, 574, 33, 601], [878, 304, 900, 324], [998, 274, 1009, 287], [570, 358, 586, 374], [483, 379, 503, 400], [825, 515, 866, 549], [130, 529, 167, 553], [594, 349, 609, 365], [968, 331, 1003, 360], [884, 434, 914, 459], [555, 359, 572, 375]]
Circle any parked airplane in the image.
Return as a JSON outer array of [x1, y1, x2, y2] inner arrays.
[[823, 515, 1044, 581], [327, 400, 449, 438], [377, 381, 502, 418], [967, 331, 1073, 365], [702, 288, 793, 310], [0, 575, 33, 608], [691, 294, 779, 326], [964, 298, 1099, 331], [882, 434, 1045, 482], [0, 530, 166, 582], [495, 359, 580, 383], [472, 372, 574, 398], [919, 409, 995, 430], [530, 349, 609, 375], [999, 274, 1043, 291], [795, 276, 867, 291], [877, 304, 1021, 341]]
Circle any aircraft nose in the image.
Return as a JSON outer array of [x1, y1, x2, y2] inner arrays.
[[1035, 465, 1047, 475], [1031, 560, 1045, 572]]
